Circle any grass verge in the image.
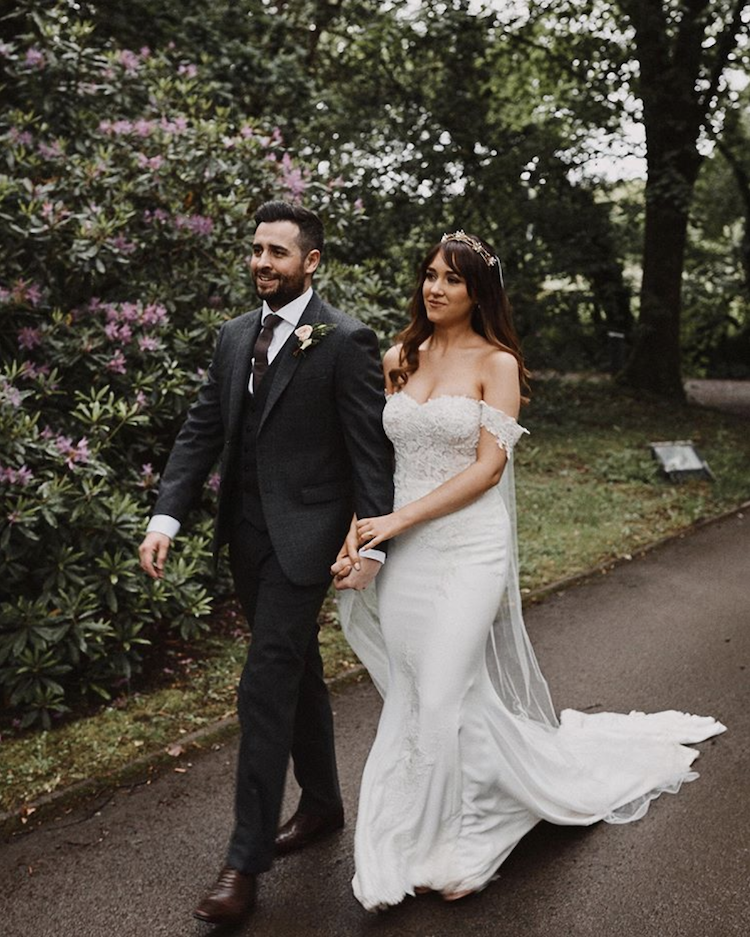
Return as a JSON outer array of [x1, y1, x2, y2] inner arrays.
[[2, 377, 749, 819]]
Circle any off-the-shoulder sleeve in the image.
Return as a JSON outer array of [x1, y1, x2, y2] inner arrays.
[[479, 400, 529, 455]]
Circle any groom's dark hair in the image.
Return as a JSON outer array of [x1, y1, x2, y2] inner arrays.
[[254, 200, 324, 257]]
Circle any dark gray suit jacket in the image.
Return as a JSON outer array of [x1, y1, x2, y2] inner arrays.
[[153, 292, 394, 585]]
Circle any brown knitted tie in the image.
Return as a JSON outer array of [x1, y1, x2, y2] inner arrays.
[[252, 313, 283, 391]]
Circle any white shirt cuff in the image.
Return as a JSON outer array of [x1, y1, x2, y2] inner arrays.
[[359, 547, 385, 564], [147, 514, 181, 539]]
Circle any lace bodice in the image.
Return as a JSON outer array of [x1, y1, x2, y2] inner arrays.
[[383, 392, 528, 510]]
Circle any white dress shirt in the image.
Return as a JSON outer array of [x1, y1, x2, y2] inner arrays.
[[147, 288, 385, 563]]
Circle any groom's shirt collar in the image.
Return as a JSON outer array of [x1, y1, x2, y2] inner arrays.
[[261, 287, 313, 328]]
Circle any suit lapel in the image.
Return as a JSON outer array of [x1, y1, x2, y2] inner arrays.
[[227, 310, 261, 434], [258, 293, 324, 432]]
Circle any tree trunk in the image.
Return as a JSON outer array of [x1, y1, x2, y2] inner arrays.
[[621, 168, 697, 398], [617, 0, 748, 398]]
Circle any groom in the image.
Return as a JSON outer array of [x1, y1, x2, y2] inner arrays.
[[138, 200, 393, 925]]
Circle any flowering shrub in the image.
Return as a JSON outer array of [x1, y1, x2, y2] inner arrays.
[[0, 6, 375, 728]]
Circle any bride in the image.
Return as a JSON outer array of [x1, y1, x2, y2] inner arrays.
[[334, 230, 726, 912]]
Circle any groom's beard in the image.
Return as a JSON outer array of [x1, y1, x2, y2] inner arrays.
[[253, 268, 307, 310]]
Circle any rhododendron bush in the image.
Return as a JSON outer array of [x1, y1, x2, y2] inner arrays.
[[0, 6, 370, 727]]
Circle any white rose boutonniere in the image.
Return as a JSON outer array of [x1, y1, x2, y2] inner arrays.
[[293, 322, 337, 356]]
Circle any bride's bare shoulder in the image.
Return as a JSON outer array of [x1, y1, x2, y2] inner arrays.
[[480, 348, 521, 411], [383, 344, 403, 369], [482, 347, 519, 379]]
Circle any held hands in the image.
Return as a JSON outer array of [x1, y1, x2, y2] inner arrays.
[[138, 531, 172, 580], [331, 510, 407, 591], [331, 517, 377, 591]]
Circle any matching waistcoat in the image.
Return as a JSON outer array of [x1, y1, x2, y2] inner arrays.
[[238, 352, 282, 530]]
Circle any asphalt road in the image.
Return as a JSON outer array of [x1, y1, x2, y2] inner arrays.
[[1, 510, 748, 937]]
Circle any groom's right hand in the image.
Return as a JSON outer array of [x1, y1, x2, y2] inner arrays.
[[330, 516, 362, 583], [139, 531, 171, 580], [333, 556, 381, 592]]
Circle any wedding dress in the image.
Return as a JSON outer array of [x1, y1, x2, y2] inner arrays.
[[339, 392, 726, 912]]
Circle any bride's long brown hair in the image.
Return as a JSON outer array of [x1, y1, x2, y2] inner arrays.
[[389, 235, 530, 400]]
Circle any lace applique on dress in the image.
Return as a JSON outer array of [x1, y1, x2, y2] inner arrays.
[[479, 401, 529, 455]]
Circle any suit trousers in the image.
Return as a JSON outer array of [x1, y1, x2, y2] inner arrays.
[[226, 518, 342, 874]]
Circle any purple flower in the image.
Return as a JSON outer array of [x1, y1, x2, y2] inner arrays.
[[279, 153, 308, 199], [55, 435, 91, 469], [175, 214, 214, 237], [119, 302, 140, 322], [138, 336, 160, 352], [24, 47, 45, 69], [7, 511, 21, 525], [141, 303, 168, 326], [117, 49, 141, 73], [104, 322, 133, 344], [143, 208, 170, 224], [133, 119, 156, 137], [139, 463, 158, 488], [19, 361, 50, 380], [112, 119, 134, 135], [162, 116, 188, 135], [110, 235, 137, 254], [9, 128, 33, 146], [107, 350, 127, 374], [0, 277, 42, 306], [207, 472, 221, 493], [18, 326, 42, 350], [25, 283, 42, 307], [0, 380, 22, 408], [37, 140, 63, 160], [178, 63, 198, 78], [0, 465, 34, 486], [136, 153, 164, 171], [135, 391, 148, 408]]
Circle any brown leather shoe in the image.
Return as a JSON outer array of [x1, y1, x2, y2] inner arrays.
[[275, 807, 344, 856], [193, 866, 257, 925]]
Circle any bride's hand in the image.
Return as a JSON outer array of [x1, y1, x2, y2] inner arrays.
[[356, 512, 405, 550]]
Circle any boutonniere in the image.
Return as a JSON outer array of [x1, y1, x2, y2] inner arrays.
[[292, 322, 337, 356]]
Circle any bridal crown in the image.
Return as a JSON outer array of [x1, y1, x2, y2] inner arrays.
[[441, 230, 497, 268]]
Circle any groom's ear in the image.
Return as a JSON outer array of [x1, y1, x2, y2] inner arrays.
[[304, 249, 321, 276]]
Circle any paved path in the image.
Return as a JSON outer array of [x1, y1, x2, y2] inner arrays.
[[1, 511, 748, 937], [685, 379, 750, 419]]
